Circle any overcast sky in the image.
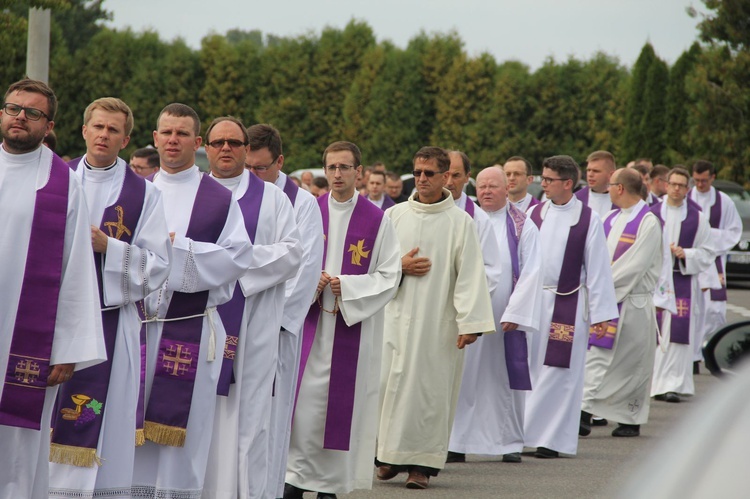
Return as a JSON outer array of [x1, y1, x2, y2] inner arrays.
[[104, 0, 703, 70]]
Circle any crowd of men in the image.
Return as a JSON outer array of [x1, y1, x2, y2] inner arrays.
[[0, 77, 741, 499]]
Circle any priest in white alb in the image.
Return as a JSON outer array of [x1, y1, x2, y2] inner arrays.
[[503, 156, 540, 212]]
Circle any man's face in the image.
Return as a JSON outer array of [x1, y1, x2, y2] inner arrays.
[[300, 171, 313, 186], [130, 156, 158, 177], [414, 157, 448, 202], [541, 167, 571, 204], [667, 173, 689, 205], [0, 90, 54, 154], [153, 113, 201, 172], [476, 169, 507, 212], [207, 121, 247, 179], [692, 170, 715, 193], [367, 173, 385, 199], [503, 160, 531, 197], [445, 154, 469, 201], [608, 170, 623, 206], [82, 108, 130, 167], [325, 150, 360, 200], [386, 177, 403, 198], [246, 147, 282, 183], [651, 175, 668, 196], [586, 159, 613, 192]]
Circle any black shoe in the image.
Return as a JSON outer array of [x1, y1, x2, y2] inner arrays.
[[693, 361, 700, 375], [664, 392, 680, 403], [534, 447, 559, 459], [283, 483, 305, 499], [612, 424, 640, 437], [446, 451, 466, 463], [317, 494, 337, 499], [502, 452, 522, 463], [654, 393, 667, 401], [591, 417, 608, 426], [579, 411, 592, 436]]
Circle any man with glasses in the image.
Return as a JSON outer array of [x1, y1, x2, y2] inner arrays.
[[132, 103, 253, 498], [688, 160, 742, 372], [649, 164, 670, 200], [650, 167, 715, 403], [504, 156, 540, 212], [285, 141, 400, 499], [202, 116, 302, 499], [376, 146, 494, 489], [245, 124, 324, 499], [576, 150, 616, 218], [524, 155, 617, 459], [48, 98, 171, 499], [130, 147, 160, 177], [0, 78, 106, 498]]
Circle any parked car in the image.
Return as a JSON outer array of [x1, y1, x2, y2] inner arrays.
[[195, 146, 209, 172], [713, 180, 750, 280]]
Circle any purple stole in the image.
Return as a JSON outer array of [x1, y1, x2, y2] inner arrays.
[[588, 204, 651, 349], [216, 173, 264, 395], [283, 175, 299, 208], [651, 202, 700, 344], [0, 153, 70, 430], [575, 186, 614, 211], [464, 197, 476, 217], [380, 194, 396, 211], [503, 204, 532, 390], [51, 164, 146, 467], [144, 174, 232, 447], [296, 193, 383, 451], [527, 195, 541, 209], [689, 190, 727, 301], [530, 201, 592, 368]]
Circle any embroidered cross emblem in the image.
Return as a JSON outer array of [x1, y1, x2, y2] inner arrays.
[[675, 298, 690, 318], [628, 399, 641, 412], [163, 345, 192, 376], [348, 239, 371, 266], [14, 359, 40, 384], [103, 205, 132, 240], [224, 336, 238, 360]]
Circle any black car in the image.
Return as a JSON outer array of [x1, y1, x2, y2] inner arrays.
[[713, 180, 750, 280]]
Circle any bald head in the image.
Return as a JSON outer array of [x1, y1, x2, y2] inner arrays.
[[476, 166, 508, 212], [609, 168, 643, 209]]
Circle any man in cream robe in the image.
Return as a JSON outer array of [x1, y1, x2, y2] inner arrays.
[[132, 105, 253, 499], [651, 168, 716, 402], [524, 155, 618, 458], [203, 118, 302, 499], [49, 98, 171, 499], [450, 166, 542, 461], [0, 79, 106, 499], [376, 147, 495, 490], [285, 142, 400, 498], [582, 169, 663, 438]]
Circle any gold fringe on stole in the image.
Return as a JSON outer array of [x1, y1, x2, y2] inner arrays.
[[135, 428, 145, 446], [144, 421, 186, 447], [49, 443, 101, 468]]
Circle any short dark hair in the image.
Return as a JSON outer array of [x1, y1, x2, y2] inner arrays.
[[131, 147, 160, 168], [369, 170, 386, 182], [385, 171, 401, 182], [669, 167, 691, 183], [205, 116, 249, 145], [630, 163, 651, 177], [692, 159, 715, 176], [505, 155, 533, 176], [650, 164, 670, 179], [5, 77, 58, 120], [618, 167, 643, 196], [542, 155, 580, 183], [449, 150, 471, 174], [413, 146, 450, 172], [157, 103, 200, 135], [247, 123, 283, 159], [312, 176, 329, 189], [323, 141, 361, 167]]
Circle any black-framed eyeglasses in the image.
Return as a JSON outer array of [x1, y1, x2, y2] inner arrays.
[[246, 156, 279, 172], [413, 169, 439, 178], [540, 176, 565, 184], [668, 182, 688, 189], [2, 103, 51, 121], [207, 138, 247, 149], [325, 164, 355, 173]]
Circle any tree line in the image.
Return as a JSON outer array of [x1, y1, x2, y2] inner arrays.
[[2, 0, 748, 181]]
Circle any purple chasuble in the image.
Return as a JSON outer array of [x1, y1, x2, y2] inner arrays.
[[296, 193, 383, 451], [530, 200, 592, 368], [651, 202, 700, 344], [216, 173, 264, 396], [51, 165, 146, 466], [283, 175, 299, 208], [0, 153, 70, 430], [588, 204, 651, 349], [144, 174, 231, 447], [503, 203, 532, 390], [689, 190, 727, 301]]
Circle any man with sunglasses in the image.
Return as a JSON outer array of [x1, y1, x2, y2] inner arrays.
[[376, 146, 494, 490], [285, 141, 400, 499], [0, 78, 106, 498], [245, 124, 324, 499]]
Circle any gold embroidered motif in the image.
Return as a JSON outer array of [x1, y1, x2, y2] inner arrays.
[[162, 345, 192, 376], [14, 359, 41, 384], [224, 336, 238, 359], [549, 322, 574, 343], [103, 205, 132, 240], [348, 239, 370, 266], [675, 298, 690, 318]]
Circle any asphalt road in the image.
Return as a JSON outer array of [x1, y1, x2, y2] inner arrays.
[[322, 287, 750, 499]]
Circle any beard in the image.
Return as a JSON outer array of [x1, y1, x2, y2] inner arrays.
[[1, 122, 47, 153]]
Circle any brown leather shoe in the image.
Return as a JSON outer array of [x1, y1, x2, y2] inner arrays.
[[376, 465, 400, 481], [405, 470, 429, 489]]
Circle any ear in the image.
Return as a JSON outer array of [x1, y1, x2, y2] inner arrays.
[[120, 135, 131, 150]]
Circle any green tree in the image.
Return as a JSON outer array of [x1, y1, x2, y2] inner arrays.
[[640, 57, 669, 162], [622, 43, 657, 161], [665, 42, 702, 162]]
